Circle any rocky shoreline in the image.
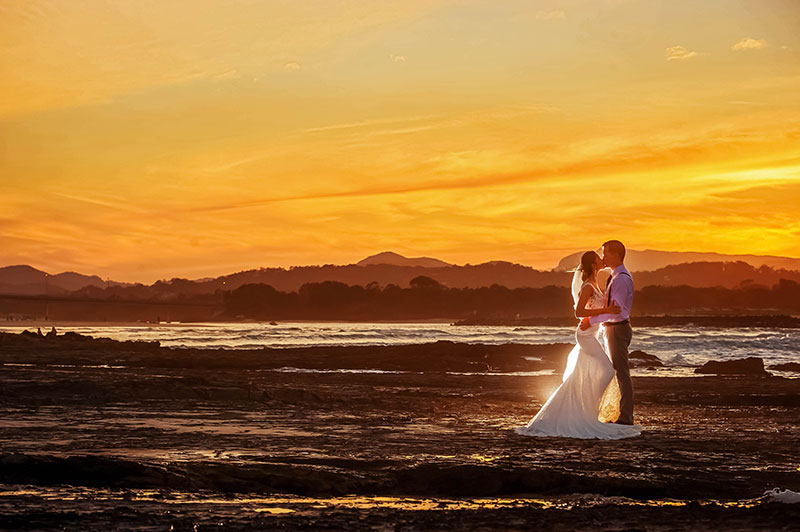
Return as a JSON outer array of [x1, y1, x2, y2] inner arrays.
[[1, 331, 798, 530]]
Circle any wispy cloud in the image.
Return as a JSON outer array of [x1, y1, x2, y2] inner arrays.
[[298, 106, 556, 138], [46, 191, 150, 214], [180, 124, 800, 214], [0, 0, 453, 115], [535, 10, 566, 20], [731, 37, 767, 51], [666, 45, 698, 61], [389, 54, 406, 63], [214, 69, 239, 80], [299, 114, 443, 134]]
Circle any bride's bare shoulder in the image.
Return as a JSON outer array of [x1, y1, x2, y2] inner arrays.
[[581, 281, 601, 292]]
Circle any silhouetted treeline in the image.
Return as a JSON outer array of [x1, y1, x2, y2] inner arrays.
[[3, 276, 799, 322], [634, 279, 800, 314], [4, 260, 799, 301], [224, 277, 567, 320], [223, 276, 800, 320], [633, 261, 800, 290], [17, 260, 796, 301]]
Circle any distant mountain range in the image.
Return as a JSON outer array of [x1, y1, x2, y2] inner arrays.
[[360, 250, 800, 272], [357, 251, 452, 268], [2, 250, 800, 296], [555, 249, 800, 272], [0, 265, 131, 296]]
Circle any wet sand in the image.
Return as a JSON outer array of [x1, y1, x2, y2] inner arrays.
[[1, 332, 798, 530]]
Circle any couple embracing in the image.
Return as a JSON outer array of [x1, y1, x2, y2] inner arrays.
[[516, 240, 642, 439]]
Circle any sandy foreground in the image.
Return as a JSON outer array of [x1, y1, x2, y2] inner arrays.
[[0, 332, 798, 531]]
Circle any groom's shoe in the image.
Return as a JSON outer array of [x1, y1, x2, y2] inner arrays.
[[613, 419, 634, 425]]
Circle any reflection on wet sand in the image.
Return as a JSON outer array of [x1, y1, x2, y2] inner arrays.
[[0, 485, 782, 511]]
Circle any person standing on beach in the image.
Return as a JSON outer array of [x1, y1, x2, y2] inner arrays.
[[516, 246, 641, 439], [582, 240, 635, 425]]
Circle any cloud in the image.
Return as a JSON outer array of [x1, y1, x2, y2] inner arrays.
[[0, 0, 453, 115], [665, 45, 698, 61], [535, 10, 566, 20], [181, 123, 800, 215], [214, 69, 239, 80], [731, 37, 767, 51], [389, 54, 406, 63], [283, 62, 301, 71], [300, 114, 442, 134], [46, 191, 150, 214]]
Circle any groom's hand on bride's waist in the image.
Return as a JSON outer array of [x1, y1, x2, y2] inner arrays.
[[579, 318, 591, 330]]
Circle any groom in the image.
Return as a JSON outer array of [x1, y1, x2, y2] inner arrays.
[[580, 239, 635, 425]]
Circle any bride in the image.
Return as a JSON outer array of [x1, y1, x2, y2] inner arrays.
[[516, 251, 642, 439]]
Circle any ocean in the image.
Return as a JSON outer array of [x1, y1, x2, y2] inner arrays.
[[2, 321, 797, 376]]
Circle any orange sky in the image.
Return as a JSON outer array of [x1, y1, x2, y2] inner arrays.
[[1, 0, 799, 282]]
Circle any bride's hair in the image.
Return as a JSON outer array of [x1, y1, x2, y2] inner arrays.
[[579, 251, 599, 281]]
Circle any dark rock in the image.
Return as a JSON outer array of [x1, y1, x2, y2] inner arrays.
[[694, 357, 769, 376], [770, 362, 800, 372], [0, 453, 186, 489], [393, 464, 506, 496], [628, 350, 664, 367], [61, 331, 94, 342]]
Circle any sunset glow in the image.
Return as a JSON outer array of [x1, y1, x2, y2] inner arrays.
[[2, 0, 799, 282]]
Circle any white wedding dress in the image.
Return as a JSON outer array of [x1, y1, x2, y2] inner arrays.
[[515, 280, 642, 439]]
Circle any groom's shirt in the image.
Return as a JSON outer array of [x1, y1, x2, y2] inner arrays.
[[589, 264, 633, 325]]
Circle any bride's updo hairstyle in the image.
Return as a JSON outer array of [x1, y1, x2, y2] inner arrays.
[[579, 251, 599, 281]]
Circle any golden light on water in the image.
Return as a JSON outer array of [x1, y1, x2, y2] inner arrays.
[[2, 1, 799, 281], [254, 508, 296, 514], [1, 486, 774, 511]]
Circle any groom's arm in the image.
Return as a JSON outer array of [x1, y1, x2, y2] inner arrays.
[[588, 275, 633, 325], [588, 310, 615, 326]]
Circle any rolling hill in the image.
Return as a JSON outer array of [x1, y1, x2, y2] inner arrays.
[[556, 249, 800, 272], [3, 250, 800, 297]]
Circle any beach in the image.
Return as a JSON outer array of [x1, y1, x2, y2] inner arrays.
[[6, 0, 800, 528], [1, 331, 798, 530]]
